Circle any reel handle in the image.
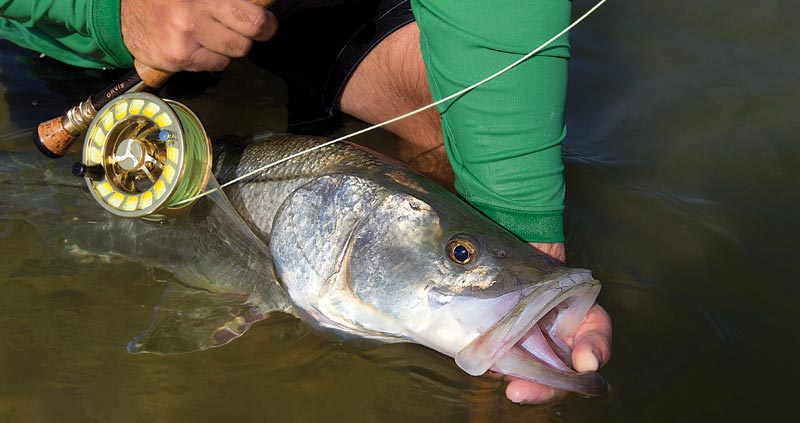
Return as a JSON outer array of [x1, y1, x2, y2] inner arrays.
[[35, 0, 275, 158]]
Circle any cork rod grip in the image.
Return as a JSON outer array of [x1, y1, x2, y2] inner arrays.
[[35, 0, 276, 158], [35, 116, 73, 158], [134, 60, 172, 89]]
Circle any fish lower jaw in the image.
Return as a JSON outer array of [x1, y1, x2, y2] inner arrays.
[[464, 320, 608, 396], [490, 343, 608, 397], [455, 281, 600, 374], [452, 279, 605, 395]]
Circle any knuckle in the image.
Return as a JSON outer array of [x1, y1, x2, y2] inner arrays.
[[226, 37, 252, 57], [170, 44, 195, 68], [245, 12, 269, 36], [260, 12, 278, 40], [231, 4, 269, 38], [208, 57, 231, 72], [171, 8, 197, 35]]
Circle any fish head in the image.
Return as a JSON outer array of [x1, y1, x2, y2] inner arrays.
[[271, 173, 606, 395]]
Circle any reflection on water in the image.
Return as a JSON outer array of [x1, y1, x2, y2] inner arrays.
[[2, 0, 799, 421]]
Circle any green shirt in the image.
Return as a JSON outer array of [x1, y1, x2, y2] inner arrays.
[[411, 0, 571, 243], [0, 0, 133, 68], [1, 0, 570, 242]]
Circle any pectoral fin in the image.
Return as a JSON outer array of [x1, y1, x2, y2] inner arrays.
[[127, 282, 266, 354]]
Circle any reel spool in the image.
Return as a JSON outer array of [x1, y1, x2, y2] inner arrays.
[[75, 92, 212, 221]]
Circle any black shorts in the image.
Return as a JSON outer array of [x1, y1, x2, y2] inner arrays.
[[249, 0, 415, 134]]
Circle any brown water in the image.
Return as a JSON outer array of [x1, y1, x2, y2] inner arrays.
[[1, 1, 798, 421]]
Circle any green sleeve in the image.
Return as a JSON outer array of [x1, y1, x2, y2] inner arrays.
[[410, 0, 571, 243], [0, 0, 133, 68]]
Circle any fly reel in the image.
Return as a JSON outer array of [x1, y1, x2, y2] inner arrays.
[[74, 92, 212, 221]]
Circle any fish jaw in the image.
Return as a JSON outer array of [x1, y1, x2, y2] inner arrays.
[[410, 269, 607, 396]]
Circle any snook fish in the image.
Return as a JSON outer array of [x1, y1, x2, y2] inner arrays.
[[0, 133, 607, 396]]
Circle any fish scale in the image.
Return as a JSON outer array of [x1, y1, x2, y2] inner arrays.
[[215, 133, 385, 184]]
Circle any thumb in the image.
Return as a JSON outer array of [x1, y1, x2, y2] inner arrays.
[[570, 304, 612, 372]]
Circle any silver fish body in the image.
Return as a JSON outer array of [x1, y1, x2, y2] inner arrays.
[[217, 134, 607, 395], [0, 132, 607, 395]]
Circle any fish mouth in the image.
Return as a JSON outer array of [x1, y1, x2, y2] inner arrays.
[[454, 269, 608, 396]]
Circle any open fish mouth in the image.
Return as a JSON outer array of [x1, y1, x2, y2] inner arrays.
[[455, 269, 608, 396]]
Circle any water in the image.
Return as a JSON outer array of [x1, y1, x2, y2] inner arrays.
[[1, 0, 798, 420]]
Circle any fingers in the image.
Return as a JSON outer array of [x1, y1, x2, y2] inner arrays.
[[504, 304, 612, 405], [192, 1, 278, 62], [121, 0, 278, 73], [527, 242, 566, 263], [570, 304, 612, 372], [505, 379, 568, 404], [194, 26, 254, 62], [187, 0, 278, 67], [183, 48, 232, 73], [208, 0, 278, 42]]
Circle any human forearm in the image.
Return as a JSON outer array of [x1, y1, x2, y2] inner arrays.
[[410, 0, 571, 243]]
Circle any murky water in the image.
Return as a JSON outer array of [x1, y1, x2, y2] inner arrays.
[[1, 1, 798, 421]]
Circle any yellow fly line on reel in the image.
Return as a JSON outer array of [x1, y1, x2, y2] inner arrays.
[[74, 92, 212, 221]]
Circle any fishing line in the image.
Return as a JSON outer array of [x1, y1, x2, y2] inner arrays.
[[0, 127, 34, 143], [176, 0, 607, 206]]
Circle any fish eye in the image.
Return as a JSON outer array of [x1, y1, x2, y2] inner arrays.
[[446, 239, 476, 265]]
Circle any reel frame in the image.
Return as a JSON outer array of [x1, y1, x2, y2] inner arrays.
[[79, 92, 212, 221]]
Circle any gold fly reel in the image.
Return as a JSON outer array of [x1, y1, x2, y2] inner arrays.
[[77, 92, 211, 221]]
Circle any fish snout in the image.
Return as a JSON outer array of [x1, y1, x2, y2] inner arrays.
[[452, 270, 607, 396]]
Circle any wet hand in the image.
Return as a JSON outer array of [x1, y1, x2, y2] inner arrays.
[[503, 242, 613, 404], [528, 241, 566, 263], [121, 0, 278, 73], [505, 303, 612, 404]]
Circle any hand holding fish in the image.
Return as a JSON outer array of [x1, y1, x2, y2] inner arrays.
[[505, 303, 612, 404], [528, 242, 567, 263], [494, 242, 611, 404], [120, 0, 277, 73]]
